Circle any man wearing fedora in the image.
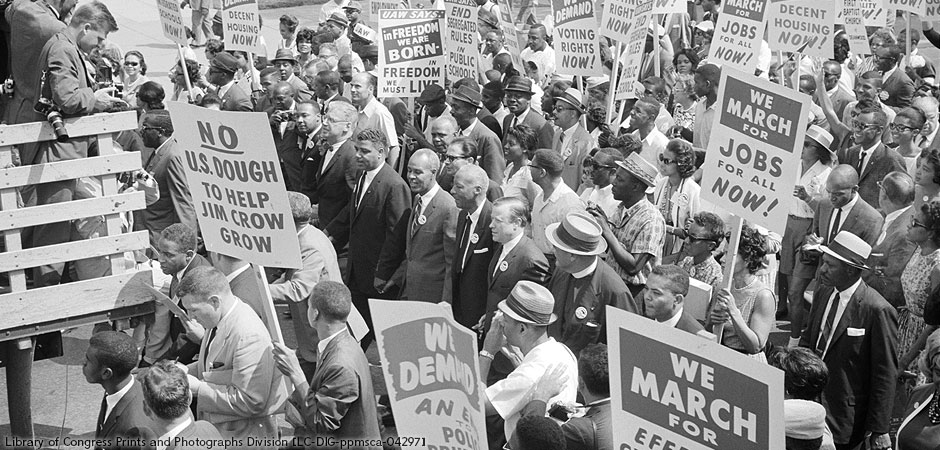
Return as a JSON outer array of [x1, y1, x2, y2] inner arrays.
[[208, 53, 252, 112], [451, 84, 506, 184], [480, 281, 579, 445], [406, 84, 453, 151], [272, 48, 313, 101], [451, 165, 497, 328], [530, 149, 586, 266], [323, 13, 353, 58], [799, 231, 898, 450], [592, 153, 666, 298], [551, 88, 595, 192], [502, 76, 554, 149], [547, 212, 637, 354]]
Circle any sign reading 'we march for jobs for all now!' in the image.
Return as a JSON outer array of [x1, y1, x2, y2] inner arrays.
[[165, 102, 302, 269]]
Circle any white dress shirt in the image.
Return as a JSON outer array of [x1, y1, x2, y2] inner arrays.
[[817, 277, 862, 358], [493, 233, 523, 277], [104, 378, 135, 422]]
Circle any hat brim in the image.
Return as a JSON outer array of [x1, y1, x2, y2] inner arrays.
[[497, 299, 557, 325], [505, 87, 534, 95], [819, 245, 870, 270], [272, 57, 298, 64], [452, 96, 482, 109], [544, 222, 608, 256], [614, 160, 658, 190], [554, 96, 584, 112]]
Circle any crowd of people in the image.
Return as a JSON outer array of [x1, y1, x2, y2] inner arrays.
[[7, 0, 940, 449]]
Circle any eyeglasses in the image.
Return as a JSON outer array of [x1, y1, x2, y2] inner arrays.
[[123, 61, 139, 67], [686, 234, 717, 245], [140, 126, 163, 133], [526, 162, 544, 171], [912, 216, 928, 228], [444, 154, 471, 162], [851, 120, 881, 131], [659, 154, 677, 165], [322, 117, 347, 125], [553, 104, 576, 113], [889, 123, 920, 133]]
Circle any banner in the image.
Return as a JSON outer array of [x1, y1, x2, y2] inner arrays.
[[926, 0, 940, 21], [378, 9, 446, 97], [709, 0, 768, 74], [600, 0, 648, 43], [366, 0, 404, 30], [497, 0, 524, 70], [700, 67, 809, 235], [607, 308, 785, 450], [552, 0, 602, 76], [651, 0, 688, 14], [767, 0, 834, 59], [887, 0, 925, 15], [614, 0, 653, 100], [221, 0, 264, 54], [445, 0, 480, 80], [165, 103, 303, 269], [843, 0, 872, 56], [157, 0, 188, 46], [835, 0, 887, 27], [371, 300, 487, 450]]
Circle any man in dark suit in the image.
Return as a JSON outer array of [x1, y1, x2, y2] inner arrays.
[[325, 128, 411, 348], [312, 70, 350, 116], [271, 48, 313, 101], [139, 110, 197, 240], [139, 360, 223, 448], [313, 101, 358, 229], [451, 164, 497, 328], [450, 85, 506, 184], [266, 82, 305, 190], [501, 76, 554, 149], [876, 45, 915, 110], [836, 107, 907, 207], [644, 265, 707, 335], [453, 77, 502, 137], [85, 331, 153, 449], [438, 137, 504, 202], [273, 281, 382, 448], [800, 231, 898, 450], [864, 171, 916, 309], [788, 165, 884, 345], [207, 52, 252, 112]]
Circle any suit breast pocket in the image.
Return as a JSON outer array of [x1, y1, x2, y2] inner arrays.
[[473, 248, 489, 254]]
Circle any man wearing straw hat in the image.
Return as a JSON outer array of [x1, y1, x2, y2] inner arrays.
[[591, 153, 666, 298], [551, 88, 594, 192], [799, 230, 898, 450], [480, 281, 579, 445], [546, 212, 637, 354]]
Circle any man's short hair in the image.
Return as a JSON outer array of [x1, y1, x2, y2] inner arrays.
[[305, 58, 331, 74], [859, 106, 887, 127], [410, 148, 441, 173], [449, 136, 479, 159], [317, 70, 341, 89], [651, 265, 690, 297], [143, 110, 174, 135], [310, 281, 351, 322], [160, 223, 197, 251], [356, 128, 389, 149], [287, 191, 314, 223], [259, 66, 280, 81], [432, 115, 459, 133], [327, 101, 358, 126], [88, 331, 138, 380], [769, 347, 829, 400], [70, 1, 118, 32], [493, 196, 531, 226], [319, 42, 338, 55], [695, 63, 721, 86], [578, 343, 609, 396], [532, 149, 564, 177], [177, 266, 231, 302], [882, 171, 915, 205], [513, 415, 566, 450], [139, 360, 191, 420], [636, 97, 661, 118], [456, 164, 489, 191]]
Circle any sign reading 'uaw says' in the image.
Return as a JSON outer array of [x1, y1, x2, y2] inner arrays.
[[165, 102, 302, 269], [379, 9, 445, 97], [607, 307, 785, 450], [700, 68, 809, 235], [371, 300, 487, 450]]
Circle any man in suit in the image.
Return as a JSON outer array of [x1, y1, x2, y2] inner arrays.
[[85, 331, 153, 449], [139, 360, 223, 448], [450, 85, 506, 184], [391, 149, 458, 302], [139, 110, 198, 240], [437, 137, 503, 201], [269, 192, 342, 380], [273, 281, 382, 448], [788, 165, 884, 345], [324, 128, 411, 348], [312, 101, 358, 228], [31, 1, 123, 287], [836, 107, 906, 208], [452, 77, 503, 138], [551, 88, 595, 191], [207, 52, 252, 112], [312, 70, 350, 116], [864, 171, 916, 309], [876, 45, 915, 110], [452, 165, 497, 328], [823, 60, 856, 119], [644, 265, 706, 335], [267, 83, 306, 191], [271, 48, 313, 101], [144, 224, 212, 366], [502, 76, 554, 149], [181, 266, 288, 439], [799, 231, 898, 450]]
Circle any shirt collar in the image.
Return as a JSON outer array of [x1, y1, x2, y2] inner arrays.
[[158, 417, 193, 443], [419, 183, 440, 206], [225, 264, 250, 282], [839, 193, 859, 215], [837, 277, 863, 300], [175, 256, 196, 282], [462, 119, 479, 135], [468, 199, 485, 224], [884, 205, 911, 226], [561, 123, 579, 137], [105, 377, 135, 415], [544, 181, 574, 203], [329, 138, 347, 151], [500, 233, 524, 256], [883, 67, 897, 81], [862, 141, 880, 155], [663, 306, 684, 328], [217, 79, 236, 98], [515, 108, 530, 123], [571, 258, 598, 279], [317, 328, 347, 355], [359, 97, 379, 115], [153, 137, 174, 155]]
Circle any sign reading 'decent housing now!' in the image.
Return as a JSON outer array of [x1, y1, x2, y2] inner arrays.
[[165, 102, 302, 269]]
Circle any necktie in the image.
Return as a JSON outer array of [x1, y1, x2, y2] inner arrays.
[[458, 216, 473, 271], [169, 275, 180, 300], [858, 150, 868, 175], [559, 130, 565, 144], [511, 115, 518, 129], [412, 196, 423, 234], [354, 173, 366, 209], [203, 326, 218, 369], [815, 291, 841, 356], [95, 395, 107, 437], [828, 207, 843, 243]]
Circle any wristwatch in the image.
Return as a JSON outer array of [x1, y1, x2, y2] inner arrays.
[[479, 350, 495, 360]]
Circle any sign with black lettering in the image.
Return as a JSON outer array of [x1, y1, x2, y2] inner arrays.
[[767, 0, 834, 59], [444, 0, 480, 80], [165, 102, 302, 269], [157, 0, 188, 46], [709, 0, 768, 73], [552, 0, 601, 76], [222, 0, 264, 53], [379, 9, 446, 97]]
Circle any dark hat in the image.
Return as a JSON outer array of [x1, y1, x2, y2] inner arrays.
[[479, 9, 499, 29], [141, 110, 174, 134], [417, 84, 446, 104], [497, 281, 557, 325], [271, 48, 298, 65], [361, 44, 379, 59], [343, 1, 363, 11], [482, 80, 504, 96], [451, 85, 482, 109], [327, 12, 350, 27], [504, 76, 534, 95], [210, 52, 240, 74], [554, 87, 585, 113]]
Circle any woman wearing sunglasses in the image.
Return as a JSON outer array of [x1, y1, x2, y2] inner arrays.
[[653, 139, 700, 256], [121, 51, 149, 109]]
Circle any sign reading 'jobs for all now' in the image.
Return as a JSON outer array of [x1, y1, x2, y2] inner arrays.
[[378, 9, 446, 97], [165, 102, 302, 269], [710, 0, 768, 74]]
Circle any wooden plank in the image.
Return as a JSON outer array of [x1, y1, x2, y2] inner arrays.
[[0, 302, 154, 342], [0, 270, 153, 330], [0, 152, 141, 189], [97, 133, 126, 275], [0, 231, 148, 272], [0, 148, 26, 292], [0, 191, 144, 232], [0, 111, 138, 147]]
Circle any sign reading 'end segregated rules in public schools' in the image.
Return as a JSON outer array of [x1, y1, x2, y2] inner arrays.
[[371, 300, 488, 450], [379, 9, 446, 97], [552, 0, 601, 77], [607, 307, 785, 450], [710, 0, 767, 74], [445, 0, 480, 81], [222, 0, 264, 54], [700, 68, 809, 235], [165, 102, 303, 269], [767, 0, 834, 59], [157, 0, 188, 46]]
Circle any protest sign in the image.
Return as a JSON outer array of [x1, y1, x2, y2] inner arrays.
[[445, 0, 480, 80], [552, 0, 602, 76], [607, 307, 785, 450], [157, 0, 188, 46], [498, 0, 524, 70], [165, 102, 302, 269], [600, 0, 648, 43], [887, 0, 925, 14], [926, 0, 940, 22], [378, 9, 446, 97], [371, 300, 487, 450], [709, 0, 768, 74], [767, 0, 834, 59], [699, 67, 809, 235], [411, 0, 444, 8], [221, 0, 264, 54], [835, 0, 887, 26], [366, 0, 404, 30], [651, 0, 688, 14], [353, 22, 378, 43], [613, 0, 653, 100], [843, 0, 872, 56]]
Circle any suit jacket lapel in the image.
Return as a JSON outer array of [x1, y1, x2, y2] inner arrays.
[[828, 286, 862, 355], [860, 145, 884, 180], [354, 168, 382, 220], [489, 245, 520, 287], [100, 383, 135, 437], [810, 286, 835, 346]]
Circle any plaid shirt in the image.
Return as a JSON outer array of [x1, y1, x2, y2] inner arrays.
[[605, 199, 666, 286]]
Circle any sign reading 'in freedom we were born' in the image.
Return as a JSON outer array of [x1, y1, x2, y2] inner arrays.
[[165, 102, 302, 269], [378, 9, 445, 97]]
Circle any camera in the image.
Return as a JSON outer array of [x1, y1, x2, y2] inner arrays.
[[0, 77, 13, 97], [34, 97, 69, 142], [118, 170, 151, 188]]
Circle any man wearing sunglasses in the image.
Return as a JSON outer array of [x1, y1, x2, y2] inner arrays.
[[836, 106, 906, 207], [823, 61, 855, 119], [578, 149, 622, 219]]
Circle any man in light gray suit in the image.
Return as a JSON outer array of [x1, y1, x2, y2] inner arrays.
[[550, 88, 594, 191], [139, 110, 198, 241], [864, 171, 916, 309]]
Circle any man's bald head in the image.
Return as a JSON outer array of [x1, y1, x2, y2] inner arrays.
[[410, 148, 441, 173], [273, 81, 294, 97], [829, 164, 859, 188], [455, 164, 489, 191], [352, 71, 373, 88]]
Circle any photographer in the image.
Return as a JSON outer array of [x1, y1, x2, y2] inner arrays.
[[267, 81, 304, 191], [32, 1, 124, 287]]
